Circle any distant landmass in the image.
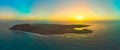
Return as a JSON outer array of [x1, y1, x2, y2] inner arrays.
[[9, 24, 93, 35]]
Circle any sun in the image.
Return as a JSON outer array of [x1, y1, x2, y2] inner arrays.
[[76, 16, 84, 20]]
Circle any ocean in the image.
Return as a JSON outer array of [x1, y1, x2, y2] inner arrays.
[[0, 21, 120, 50]]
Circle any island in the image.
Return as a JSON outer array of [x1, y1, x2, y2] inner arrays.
[[9, 24, 93, 35]]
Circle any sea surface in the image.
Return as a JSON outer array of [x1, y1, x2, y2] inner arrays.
[[0, 21, 120, 50]]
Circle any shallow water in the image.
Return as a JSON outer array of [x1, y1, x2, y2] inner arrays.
[[0, 21, 120, 50]]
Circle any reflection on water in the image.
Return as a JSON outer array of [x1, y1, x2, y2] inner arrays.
[[0, 22, 120, 50], [74, 28, 85, 30]]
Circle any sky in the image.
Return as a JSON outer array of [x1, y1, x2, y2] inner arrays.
[[0, 0, 120, 22]]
